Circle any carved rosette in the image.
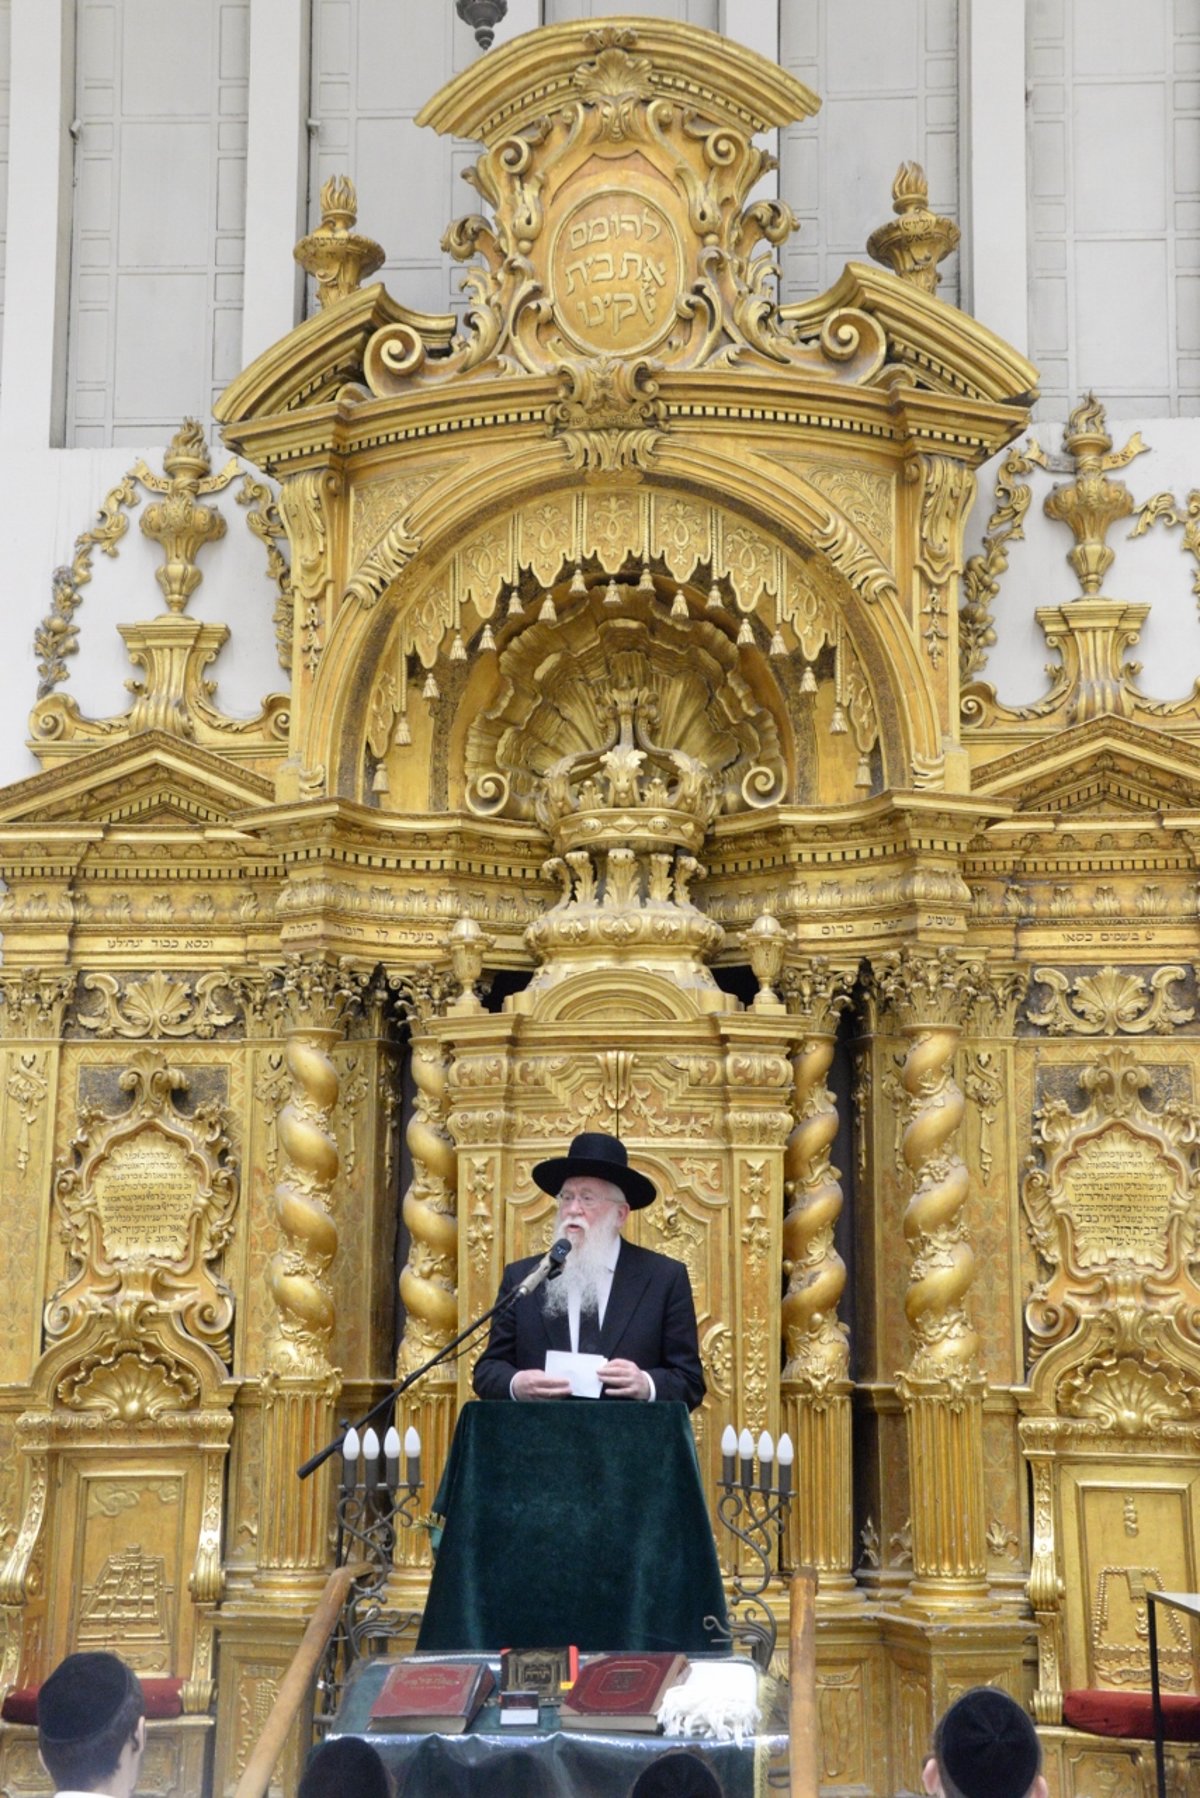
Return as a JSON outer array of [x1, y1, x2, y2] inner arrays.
[[779, 961, 856, 1592], [874, 946, 990, 1602]]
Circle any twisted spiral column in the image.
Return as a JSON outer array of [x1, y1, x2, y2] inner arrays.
[[780, 964, 854, 1595], [258, 958, 357, 1581], [877, 948, 989, 1609], [393, 1022, 458, 1572]]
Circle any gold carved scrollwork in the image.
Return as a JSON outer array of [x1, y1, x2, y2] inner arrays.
[[546, 355, 665, 473], [6, 1049, 48, 1176], [45, 1047, 238, 1374], [237, 473, 293, 673], [35, 472, 142, 698], [75, 971, 239, 1040], [1022, 1047, 1200, 1361], [910, 456, 975, 670], [959, 438, 1046, 680], [1026, 965, 1195, 1037], [278, 469, 342, 675], [371, 24, 887, 391]]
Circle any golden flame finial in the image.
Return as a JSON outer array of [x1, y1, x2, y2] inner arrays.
[[294, 173, 385, 309], [866, 161, 960, 295]]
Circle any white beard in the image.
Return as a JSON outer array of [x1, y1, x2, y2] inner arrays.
[[541, 1212, 620, 1320]]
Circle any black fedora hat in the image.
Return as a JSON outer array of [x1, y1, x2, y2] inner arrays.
[[533, 1131, 657, 1209]]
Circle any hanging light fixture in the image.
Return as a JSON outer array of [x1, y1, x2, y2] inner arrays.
[[455, 0, 508, 52]]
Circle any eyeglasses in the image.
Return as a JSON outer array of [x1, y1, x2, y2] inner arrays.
[[557, 1189, 615, 1210]]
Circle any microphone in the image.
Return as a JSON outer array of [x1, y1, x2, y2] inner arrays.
[[513, 1237, 571, 1299]]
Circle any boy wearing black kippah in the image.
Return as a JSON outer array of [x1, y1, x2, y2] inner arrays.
[[36, 1652, 145, 1798], [922, 1686, 1047, 1798]]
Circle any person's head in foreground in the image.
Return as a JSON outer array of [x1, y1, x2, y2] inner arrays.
[[37, 1652, 144, 1797], [299, 1734, 393, 1798], [923, 1686, 1046, 1798], [628, 1748, 724, 1798]]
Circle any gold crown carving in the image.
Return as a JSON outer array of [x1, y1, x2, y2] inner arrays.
[[535, 685, 720, 859]]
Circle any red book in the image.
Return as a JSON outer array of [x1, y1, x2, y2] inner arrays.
[[559, 1652, 688, 1733], [368, 1659, 496, 1733]]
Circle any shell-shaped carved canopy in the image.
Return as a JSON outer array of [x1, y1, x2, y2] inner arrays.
[[463, 584, 785, 823]]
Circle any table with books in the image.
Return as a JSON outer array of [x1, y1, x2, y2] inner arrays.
[[329, 1650, 787, 1797]]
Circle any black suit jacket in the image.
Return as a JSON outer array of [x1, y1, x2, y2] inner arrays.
[[472, 1238, 705, 1411]]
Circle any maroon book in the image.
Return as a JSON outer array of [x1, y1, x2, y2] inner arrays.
[[368, 1659, 495, 1733], [559, 1652, 688, 1733]]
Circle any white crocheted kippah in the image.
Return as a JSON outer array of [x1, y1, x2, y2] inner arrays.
[[657, 1658, 761, 1744]]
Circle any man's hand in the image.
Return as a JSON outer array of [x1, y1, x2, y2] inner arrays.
[[511, 1369, 572, 1400], [598, 1358, 651, 1400]]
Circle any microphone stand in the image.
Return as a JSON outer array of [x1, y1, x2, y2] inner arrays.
[[297, 1269, 558, 1481]]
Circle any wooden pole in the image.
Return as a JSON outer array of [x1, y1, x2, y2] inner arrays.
[[232, 1563, 363, 1798], [789, 1565, 819, 1798]]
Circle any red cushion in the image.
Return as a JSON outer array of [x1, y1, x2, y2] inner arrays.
[[2, 1677, 183, 1726], [1063, 1689, 1200, 1742]]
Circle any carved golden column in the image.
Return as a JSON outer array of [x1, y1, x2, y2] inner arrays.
[[779, 960, 856, 1599], [257, 956, 361, 1585], [388, 969, 459, 1576], [276, 468, 341, 801], [875, 947, 990, 1609]]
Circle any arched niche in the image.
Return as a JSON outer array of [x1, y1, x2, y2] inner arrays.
[[308, 462, 930, 813]]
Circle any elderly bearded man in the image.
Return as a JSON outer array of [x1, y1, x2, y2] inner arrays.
[[472, 1132, 705, 1411]]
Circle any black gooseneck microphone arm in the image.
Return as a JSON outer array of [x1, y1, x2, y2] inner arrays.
[[296, 1237, 571, 1480]]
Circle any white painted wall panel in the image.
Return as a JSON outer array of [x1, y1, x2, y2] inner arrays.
[[779, 0, 960, 307], [0, 0, 11, 338], [545, 0, 718, 21], [1027, 0, 1200, 416], [66, 0, 249, 445]]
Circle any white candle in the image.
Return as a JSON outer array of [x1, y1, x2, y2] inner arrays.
[[721, 1425, 737, 1486], [404, 1424, 421, 1489], [757, 1431, 774, 1491], [343, 1426, 361, 1490], [362, 1426, 381, 1487], [777, 1432, 794, 1498], [384, 1426, 401, 1489], [738, 1427, 755, 1490]]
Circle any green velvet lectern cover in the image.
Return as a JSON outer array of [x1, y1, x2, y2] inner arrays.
[[417, 1401, 728, 1653]]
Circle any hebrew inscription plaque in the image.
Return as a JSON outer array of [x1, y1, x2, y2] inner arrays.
[[92, 1128, 199, 1263], [1060, 1124, 1176, 1271]]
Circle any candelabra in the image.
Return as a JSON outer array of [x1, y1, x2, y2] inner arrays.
[[708, 1426, 795, 1668], [316, 1422, 425, 1728]]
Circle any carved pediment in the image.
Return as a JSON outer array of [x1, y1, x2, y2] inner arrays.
[[0, 732, 275, 835], [972, 717, 1200, 816]]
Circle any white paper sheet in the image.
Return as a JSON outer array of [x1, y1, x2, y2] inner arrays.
[[544, 1348, 606, 1397]]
